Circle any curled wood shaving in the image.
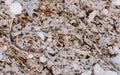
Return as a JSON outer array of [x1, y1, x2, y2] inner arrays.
[[93, 44, 102, 55], [83, 35, 93, 47], [7, 19, 13, 32]]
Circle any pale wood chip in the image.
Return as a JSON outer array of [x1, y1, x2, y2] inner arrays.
[[74, 49, 91, 56], [87, 10, 98, 23]]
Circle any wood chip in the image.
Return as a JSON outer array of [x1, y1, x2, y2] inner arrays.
[[74, 49, 91, 56], [87, 10, 98, 23]]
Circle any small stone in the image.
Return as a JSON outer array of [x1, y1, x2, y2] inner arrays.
[[9, 2, 23, 15], [102, 9, 108, 15], [37, 32, 45, 40], [91, 25, 98, 32], [47, 47, 56, 54], [27, 54, 34, 59], [40, 56, 47, 63]]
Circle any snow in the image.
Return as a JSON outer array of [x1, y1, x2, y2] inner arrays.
[[104, 71, 118, 75], [111, 54, 120, 64], [0, 46, 8, 60], [0, 53, 3, 60], [1, 46, 7, 51], [81, 70, 92, 75], [94, 64, 118, 75], [9, 2, 23, 15], [112, 0, 120, 5], [72, 62, 79, 70], [113, 45, 120, 54], [94, 64, 104, 75]]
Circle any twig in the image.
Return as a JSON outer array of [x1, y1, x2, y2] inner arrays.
[[45, 66, 54, 75]]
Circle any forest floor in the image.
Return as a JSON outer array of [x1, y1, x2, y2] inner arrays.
[[0, 0, 120, 75]]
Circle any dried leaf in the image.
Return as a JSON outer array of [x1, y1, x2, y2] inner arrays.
[[24, 47, 43, 53]]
